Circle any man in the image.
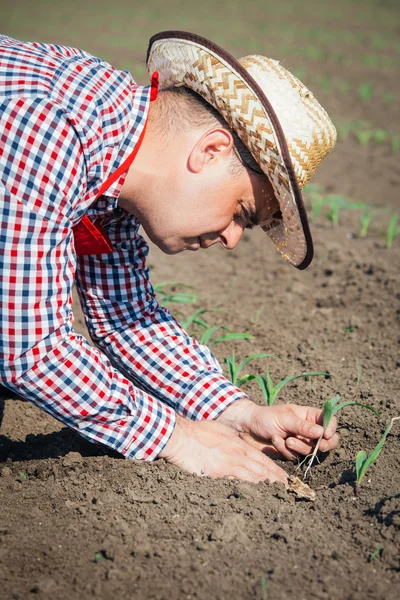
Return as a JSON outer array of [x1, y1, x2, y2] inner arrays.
[[0, 31, 339, 487]]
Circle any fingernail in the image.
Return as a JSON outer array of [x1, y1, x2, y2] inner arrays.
[[287, 439, 295, 448]]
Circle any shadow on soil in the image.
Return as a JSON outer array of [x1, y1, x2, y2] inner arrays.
[[0, 390, 121, 462]]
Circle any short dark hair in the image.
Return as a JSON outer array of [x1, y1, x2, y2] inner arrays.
[[156, 86, 264, 178]]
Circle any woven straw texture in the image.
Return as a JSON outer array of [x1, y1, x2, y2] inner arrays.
[[147, 36, 337, 268]]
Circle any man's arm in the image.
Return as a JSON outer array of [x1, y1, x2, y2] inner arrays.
[[74, 211, 250, 425]]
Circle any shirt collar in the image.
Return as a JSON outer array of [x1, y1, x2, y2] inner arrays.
[[101, 83, 152, 205]]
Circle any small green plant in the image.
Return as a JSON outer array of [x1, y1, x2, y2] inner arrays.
[[386, 214, 400, 248], [180, 308, 223, 330], [359, 206, 378, 237], [180, 308, 253, 347], [302, 395, 379, 478], [18, 471, 28, 480], [224, 352, 278, 387], [373, 129, 388, 144], [198, 325, 253, 348], [153, 282, 198, 304], [355, 417, 399, 496], [260, 575, 268, 600], [391, 135, 400, 153], [358, 82, 373, 101], [369, 544, 383, 562], [247, 369, 330, 406], [356, 130, 373, 145], [323, 196, 365, 226]]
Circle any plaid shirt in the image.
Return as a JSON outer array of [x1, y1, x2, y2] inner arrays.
[[0, 34, 247, 460]]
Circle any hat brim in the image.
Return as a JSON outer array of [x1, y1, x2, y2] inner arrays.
[[146, 30, 313, 270]]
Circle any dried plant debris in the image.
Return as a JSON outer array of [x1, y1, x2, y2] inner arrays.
[[287, 475, 316, 501]]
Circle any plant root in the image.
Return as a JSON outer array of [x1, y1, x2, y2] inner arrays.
[[303, 435, 323, 479]]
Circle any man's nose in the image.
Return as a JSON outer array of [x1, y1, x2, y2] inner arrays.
[[219, 221, 244, 250]]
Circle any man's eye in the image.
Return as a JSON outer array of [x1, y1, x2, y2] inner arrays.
[[234, 207, 253, 230]]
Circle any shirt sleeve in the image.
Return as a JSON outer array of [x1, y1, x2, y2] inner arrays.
[[74, 210, 250, 422], [0, 96, 175, 461]]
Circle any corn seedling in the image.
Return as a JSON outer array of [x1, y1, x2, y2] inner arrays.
[[198, 326, 253, 348], [153, 282, 198, 304], [369, 544, 383, 562], [302, 395, 379, 478], [246, 369, 330, 406], [356, 130, 373, 145], [180, 308, 224, 330], [386, 214, 400, 248], [359, 207, 377, 237], [373, 129, 388, 144], [355, 417, 399, 496], [260, 575, 268, 600], [391, 135, 400, 153], [358, 82, 373, 101], [323, 196, 365, 226], [224, 352, 279, 387]]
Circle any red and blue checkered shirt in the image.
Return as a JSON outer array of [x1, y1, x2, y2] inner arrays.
[[0, 34, 247, 460]]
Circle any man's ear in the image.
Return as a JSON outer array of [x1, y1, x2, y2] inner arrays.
[[188, 128, 235, 174]]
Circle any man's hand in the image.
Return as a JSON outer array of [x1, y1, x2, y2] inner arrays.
[[216, 398, 339, 460], [159, 413, 289, 486]]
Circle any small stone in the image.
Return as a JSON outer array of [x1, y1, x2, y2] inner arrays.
[[1, 467, 11, 477]]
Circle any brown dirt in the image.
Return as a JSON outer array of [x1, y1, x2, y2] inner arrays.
[[1, 1, 399, 599]]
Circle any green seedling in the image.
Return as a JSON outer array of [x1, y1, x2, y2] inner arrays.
[[180, 308, 223, 330], [323, 196, 365, 226], [359, 207, 378, 237], [153, 282, 198, 304], [338, 80, 350, 94], [355, 417, 399, 496], [369, 544, 383, 562], [386, 214, 400, 248], [18, 471, 28, 480], [198, 325, 253, 348], [302, 395, 379, 478], [356, 130, 374, 145], [391, 135, 400, 153], [246, 369, 329, 406], [224, 352, 278, 387], [260, 575, 268, 600], [373, 129, 388, 144], [358, 82, 373, 101]]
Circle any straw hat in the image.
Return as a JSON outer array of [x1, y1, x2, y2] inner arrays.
[[146, 31, 337, 269]]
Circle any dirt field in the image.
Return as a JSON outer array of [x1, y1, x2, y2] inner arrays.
[[1, 1, 399, 599]]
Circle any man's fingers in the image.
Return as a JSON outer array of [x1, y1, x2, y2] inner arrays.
[[285, 432, 340, 455], [285, 415, 324, 440], [324, 416, 338, 440], [319, 433, 340, 452], [271, 434, 299, 461], [228, 461, 288, 487], [240, 432, 281, 459]]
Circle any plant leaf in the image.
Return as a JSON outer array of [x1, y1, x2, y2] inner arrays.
[[254, 375, 272, 405], [357, 417, 399, 485], [356, 450, 367, 481], [322, 396, 339, 430], [236, 353, 278, 380], [237, 374, 257, 386], [332, 401, 379, 418], [209, 332, 253, 348], [270, 372, 329, 405], [200, 326, 227, 345]]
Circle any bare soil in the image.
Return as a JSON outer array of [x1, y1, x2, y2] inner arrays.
[[1, 1, 399, 599]]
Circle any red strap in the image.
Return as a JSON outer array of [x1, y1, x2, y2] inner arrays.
[[73, 72, 159, 256]]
